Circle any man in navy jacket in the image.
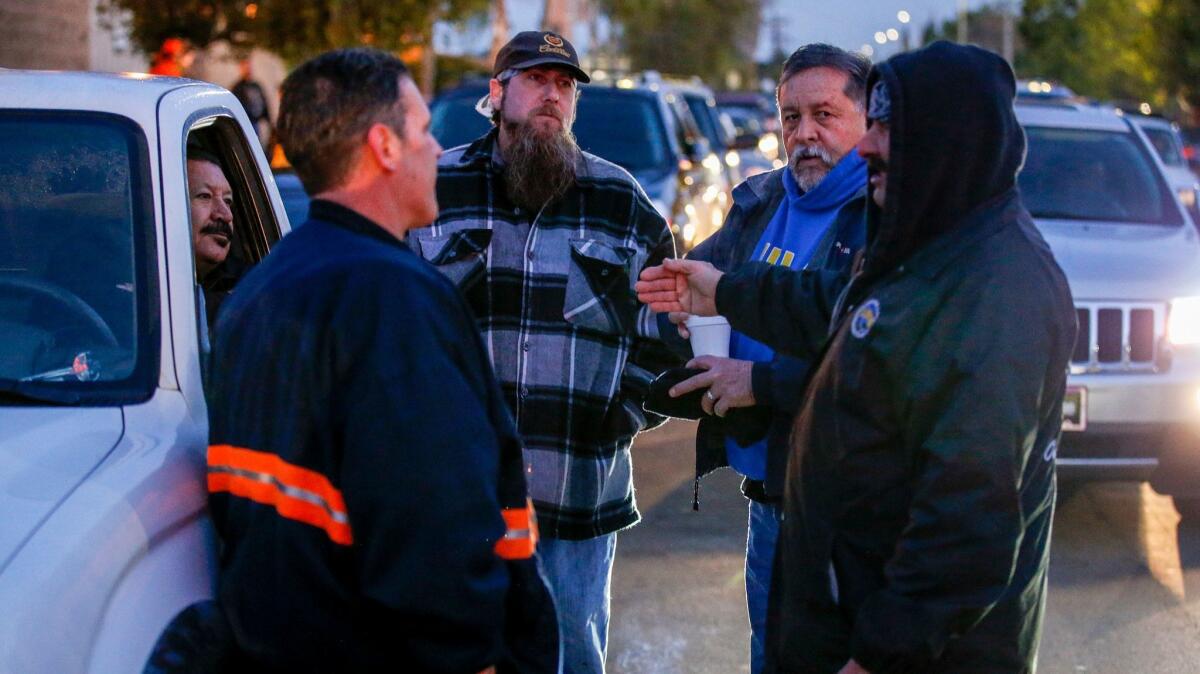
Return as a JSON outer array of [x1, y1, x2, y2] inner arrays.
[[206, 48, 557, 673]]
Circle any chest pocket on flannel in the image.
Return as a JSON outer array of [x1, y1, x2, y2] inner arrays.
[[415, 228, 492, 290], [563, 238, 637, 335]]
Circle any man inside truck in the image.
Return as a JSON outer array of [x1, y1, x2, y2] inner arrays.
[[186, 146, 238, 329]]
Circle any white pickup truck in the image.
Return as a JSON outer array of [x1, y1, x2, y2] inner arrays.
[[0, 70, 289, 672]]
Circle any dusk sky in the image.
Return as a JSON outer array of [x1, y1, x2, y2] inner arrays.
[[474, 0, 1002, 63]]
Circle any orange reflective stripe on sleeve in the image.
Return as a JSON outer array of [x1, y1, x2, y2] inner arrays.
[[207, 445, 354, 546], [495, 498, 538, 560]]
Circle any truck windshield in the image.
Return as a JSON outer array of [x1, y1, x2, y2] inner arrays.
[[574, 89, 672, 173], [1019, 126, 1184, 226], [0, 112, 157, 405]]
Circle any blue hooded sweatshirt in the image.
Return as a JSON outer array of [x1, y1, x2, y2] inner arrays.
[[725, 151, 867, 479]]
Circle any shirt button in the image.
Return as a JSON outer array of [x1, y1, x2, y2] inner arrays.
[[522, 341, 531, 352], [600, 268, 610, 276], [527, 250, 535, 261], [520, 387, 530, 398], [514, 207, 522, 216]]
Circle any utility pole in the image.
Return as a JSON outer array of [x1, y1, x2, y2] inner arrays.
[[490, 0, 509, 65], [420, 9, 438, 98], [542, 0, 573, 42], [1001, 0, 1015, 65], [957, 0, 969, 44], [770, 10, 786, 61]]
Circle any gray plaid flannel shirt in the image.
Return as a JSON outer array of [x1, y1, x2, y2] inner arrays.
[[413, 130, 679, 539]]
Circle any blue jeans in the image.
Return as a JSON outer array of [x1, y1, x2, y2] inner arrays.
[[746, 500, 782, 674], [537, 533, 618, 674]]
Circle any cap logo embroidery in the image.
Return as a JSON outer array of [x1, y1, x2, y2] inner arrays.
[[544, 34, 565, 47], [851, 299, 880, 339], [539, 44, 572, 58]]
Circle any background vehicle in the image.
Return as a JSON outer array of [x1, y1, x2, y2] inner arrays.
[[0, 70, 289, 672], [431, 77, 728, 250], [715, 91, 783, 168], [661, 76, 773, 186], [1015, 78, 1081, 105], [273, 170, 310, 227], [1015, 102, 1200, 517], [1127, 113, 1200, 222]]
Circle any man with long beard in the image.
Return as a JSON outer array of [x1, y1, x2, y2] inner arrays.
[[417, 31, 677, 673]]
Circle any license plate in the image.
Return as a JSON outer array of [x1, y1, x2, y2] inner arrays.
[[1062, 386, 1086, 431]]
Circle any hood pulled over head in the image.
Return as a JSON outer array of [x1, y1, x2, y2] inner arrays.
[[863, 41, 1025, 277]]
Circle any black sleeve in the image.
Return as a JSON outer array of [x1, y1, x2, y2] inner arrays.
[[750, 354, 811, 412], [715, 262, 848, 360], [334, 268, 510, 673]]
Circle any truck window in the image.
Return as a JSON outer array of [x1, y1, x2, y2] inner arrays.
[[185, 116, 283, 361], [0, 111, 158, 404]]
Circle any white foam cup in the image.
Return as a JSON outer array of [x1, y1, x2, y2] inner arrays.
[[685, 315, 731, 358]]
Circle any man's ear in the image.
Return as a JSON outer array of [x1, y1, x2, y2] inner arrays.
[[365, 122, 402, 172], [489, 78, 504, 116]]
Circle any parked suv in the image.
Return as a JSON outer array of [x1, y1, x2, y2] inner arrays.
[[430, 78, 728, 250], [1015, 102, 1200, 515]]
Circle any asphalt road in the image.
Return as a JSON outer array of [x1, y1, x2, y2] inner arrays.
[[608, 421, 1200, 674]]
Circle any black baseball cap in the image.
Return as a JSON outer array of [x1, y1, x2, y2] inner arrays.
[[493, 31, 590, 83]]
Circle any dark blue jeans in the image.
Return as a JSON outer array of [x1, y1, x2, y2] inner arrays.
[[746, 500, 782, 674]]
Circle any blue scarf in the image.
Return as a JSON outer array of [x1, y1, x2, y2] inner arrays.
[[725, 151, 867, 480]]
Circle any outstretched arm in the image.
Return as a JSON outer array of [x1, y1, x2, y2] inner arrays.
[[637, 259, 848, 359]]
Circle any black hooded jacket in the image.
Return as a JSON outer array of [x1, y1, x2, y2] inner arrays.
[[712, 42, 1077, 673]]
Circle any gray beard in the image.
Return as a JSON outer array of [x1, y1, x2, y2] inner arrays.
[[789, 144, 838, 192], [501, 118, 580, 213]]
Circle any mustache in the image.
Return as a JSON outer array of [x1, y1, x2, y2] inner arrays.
[[532, 104, 564, 121], [200, 218, 232, 238], [789, 144, 835, 168]]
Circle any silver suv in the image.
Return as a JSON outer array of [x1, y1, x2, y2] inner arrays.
[[1016, 103, 1200, 515]]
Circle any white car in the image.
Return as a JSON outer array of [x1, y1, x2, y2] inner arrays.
[[1015, 103, 1200, 515], [0, 70, 289, 672]]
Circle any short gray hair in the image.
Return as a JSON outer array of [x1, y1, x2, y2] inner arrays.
[[776, 43, 872, 109]]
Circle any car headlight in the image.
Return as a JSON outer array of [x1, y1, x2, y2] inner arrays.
[[758, 133, 779, 159], [1168, 296, 1200, 346], [1179, 187, 1197, 209]]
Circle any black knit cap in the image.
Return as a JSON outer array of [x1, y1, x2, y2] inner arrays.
[[493, 31, 590, 83]]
